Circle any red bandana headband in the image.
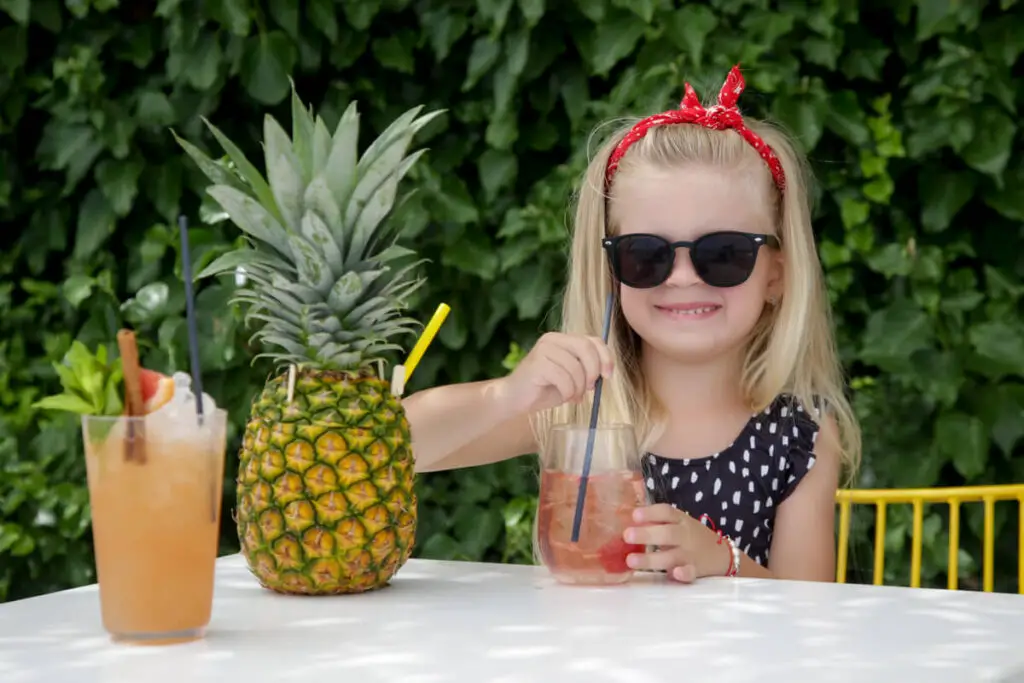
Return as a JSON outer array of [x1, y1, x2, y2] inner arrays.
[[604, 65, 786, 194]]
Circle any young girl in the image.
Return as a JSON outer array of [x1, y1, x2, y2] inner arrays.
[[404, 65, 861, 583]]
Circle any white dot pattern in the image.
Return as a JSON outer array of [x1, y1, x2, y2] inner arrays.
[[642, 395, 822, 567]]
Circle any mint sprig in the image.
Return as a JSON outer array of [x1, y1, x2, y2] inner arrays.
[[33, 341, 124, 417]]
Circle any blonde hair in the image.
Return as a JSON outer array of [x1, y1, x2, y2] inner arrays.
[[529, 109, 862, 485]]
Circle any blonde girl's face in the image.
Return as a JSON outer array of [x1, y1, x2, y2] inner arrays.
[[607, 164, 784, 363]]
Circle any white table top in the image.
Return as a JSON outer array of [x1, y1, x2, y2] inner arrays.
[[2, 554, 1023, 683]]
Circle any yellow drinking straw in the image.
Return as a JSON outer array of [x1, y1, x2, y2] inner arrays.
[[390, 303, 450, 397]]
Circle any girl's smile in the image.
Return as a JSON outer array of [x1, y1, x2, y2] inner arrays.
[[654, 301, 723, 321]]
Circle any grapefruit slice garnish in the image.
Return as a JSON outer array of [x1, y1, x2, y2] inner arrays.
[[597, 537, 644, 574], [139, 368, 174, 414]]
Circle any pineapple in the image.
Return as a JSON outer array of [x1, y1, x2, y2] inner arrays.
[[174, 88, 442, 594]]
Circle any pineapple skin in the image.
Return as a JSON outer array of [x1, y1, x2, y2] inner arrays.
[[236, 368, 416, 595]]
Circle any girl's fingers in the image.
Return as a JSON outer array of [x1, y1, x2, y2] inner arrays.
[[587, 335, 615, 376], [624, 521, 688, 548], [626, 547, 684, 572], [540, 345, 588, 399], [538, 353, 581, 403], [670, 564, 698, 583], [633, 504, 686, 524], [560, 336, 604, 389]]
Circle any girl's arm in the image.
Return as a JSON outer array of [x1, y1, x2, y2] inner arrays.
[[402, 379, 538, 473], [765, 412, 843, 582]]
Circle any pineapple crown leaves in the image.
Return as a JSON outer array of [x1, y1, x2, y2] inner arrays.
[[173, 84, 444, 372]]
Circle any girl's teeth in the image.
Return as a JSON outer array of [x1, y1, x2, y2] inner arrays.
[[669, 307, 715, 315]]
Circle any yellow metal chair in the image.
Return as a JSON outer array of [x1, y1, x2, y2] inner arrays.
[[834, 485, 1024, 593]]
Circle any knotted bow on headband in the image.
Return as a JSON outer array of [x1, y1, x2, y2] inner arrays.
[[604, 65, 786, 193]]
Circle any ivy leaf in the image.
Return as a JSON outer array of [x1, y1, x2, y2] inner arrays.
[[559, 66, 589, 127], [511, 261, 553, 319], [121, 282, 171, 325], [984, 158, 1024, 221], [478, 148, 518, 202], [573, 0, 605, 22], [307, 0, 338, 42], [210, 0, 251, 36], [463, 37, 500, 91], [934, 412, 989, 480], [95, 157, 143, 217], [840, 43, 890, 81], [372, 34, 415, 74], [268, 0, 298, 36], [860, 300, 935, 373], [612, 0, 654, 23], [589, 14, 646, 76], [960, 107, 1017, 179], [420, 7, 468, 61], [62, 275, 95, 308], [428, 175, 480, 225], [476, 0, 514, 34], [666, 5, 717, 66], [975, 385, 1024, 457], [518, 0, 545, 26], [918, 169, 976, 233], [441, 232, 499, 280], [185, 32, 222, 91], [0, 0, 29, 24], [865, 243, 913, 278], [802, 36, 840, 70], [135, 91, 176, 128], [241, 31, 296, 105], [825, 90, 870, 146], [342, 2, 378, 30], [968, 321, 1024, 380], [771, 88, 830, 152], [916, 0, 960, 40], [485, 110, 518, 150], [73, 190, 117, 260]]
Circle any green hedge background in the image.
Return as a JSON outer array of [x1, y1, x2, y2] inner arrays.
[[1, 0, 1022, 601]]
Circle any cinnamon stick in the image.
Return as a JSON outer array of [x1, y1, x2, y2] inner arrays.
[[117, 329, 147, 464]]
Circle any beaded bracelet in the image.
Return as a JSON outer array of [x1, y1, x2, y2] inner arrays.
[[699, 513, 740, 577]]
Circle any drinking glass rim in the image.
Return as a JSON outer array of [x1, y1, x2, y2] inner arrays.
[[80, 408, 229, 424]]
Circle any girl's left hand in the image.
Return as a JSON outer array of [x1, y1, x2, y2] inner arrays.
[[622, 504, 732, 583]]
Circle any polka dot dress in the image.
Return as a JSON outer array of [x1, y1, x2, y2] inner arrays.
[[641, 394, 821, 567]]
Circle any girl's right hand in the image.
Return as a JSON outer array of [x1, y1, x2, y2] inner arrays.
[[500, 332, 615, 415]]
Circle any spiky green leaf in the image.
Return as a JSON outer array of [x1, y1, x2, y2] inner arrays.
[[312, 116, 332, 176], [324, 101, 360, 212], [172, 130, 249, 195], [207, 185, 293, 258], [348, 149, 429, 264], [327, 271, 365, 314], [300, 209, 343, 277], [202, 117, 285, 226], [286, 234, 334, 294], [290, 83, 315, 182], [195, 248, 295, 280], [263, 114, 305, 232]]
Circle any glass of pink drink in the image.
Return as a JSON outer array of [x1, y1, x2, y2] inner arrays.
[[82, 401, 227, 645], [536, 424, 647, 585]]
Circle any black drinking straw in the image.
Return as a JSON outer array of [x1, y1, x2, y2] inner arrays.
[[570, 291, 615, 543], [178, 215, 205, 425]]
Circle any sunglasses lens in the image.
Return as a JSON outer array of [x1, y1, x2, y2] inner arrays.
[[614, 235, 673, 288], [692, 233, 758, 287]]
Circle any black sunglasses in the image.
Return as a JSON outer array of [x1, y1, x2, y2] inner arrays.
[[602, 231, 781, 289]]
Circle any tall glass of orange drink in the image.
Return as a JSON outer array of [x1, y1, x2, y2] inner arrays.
[[82, 376, 227, 645], [536, 424, 648, 585]]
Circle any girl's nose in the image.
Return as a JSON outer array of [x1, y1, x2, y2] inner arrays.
[[662, 248, 701, 287]]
